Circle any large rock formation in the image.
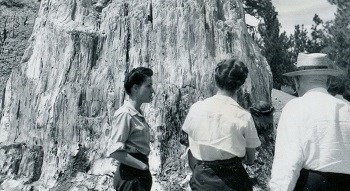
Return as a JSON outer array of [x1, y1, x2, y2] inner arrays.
[[0, 0, 272, 190]]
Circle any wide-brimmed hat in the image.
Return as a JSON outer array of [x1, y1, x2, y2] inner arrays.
[[283, 53, 344, 77]]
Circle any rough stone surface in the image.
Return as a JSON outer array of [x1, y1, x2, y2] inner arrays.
[[0, 0, 40, 118], [0, 0, 272, 190]]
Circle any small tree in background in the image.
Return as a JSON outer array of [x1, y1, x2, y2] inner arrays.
[[325, 0, 350, 72], [289, 24, 309, 63], [307, 14, 328, 53], [243, 0, 294, 89], [244, 0, 349, 94], [322, 0, 350, 96]]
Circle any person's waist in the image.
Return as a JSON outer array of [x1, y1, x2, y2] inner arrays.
[[125, 144, 150, 157], [188, 145, 241, 161], [128, 152, 149, 164], [189, 150, 242, 166], [188, 138, 245, 159], [196, 156, 242, 165], [302, 169, 350, 179]]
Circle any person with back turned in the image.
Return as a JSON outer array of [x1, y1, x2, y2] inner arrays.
[[107, 67, 155, 191], [270, 53, 350, 191], [182, 59, 261, 191]]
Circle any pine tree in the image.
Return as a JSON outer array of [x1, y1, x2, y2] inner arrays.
[[290, 24, 309, 63], [322, 0, 350, 95], [243, 0, 294, 89], [307, 14, 327, 53], [325, 0, 350, 70]]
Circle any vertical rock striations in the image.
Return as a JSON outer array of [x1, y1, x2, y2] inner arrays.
[[0, 0, 40, 120], [0, 0, 272, 190]]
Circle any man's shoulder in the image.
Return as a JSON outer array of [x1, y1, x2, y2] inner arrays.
[[333, 95, 350, 105], [283, 92, 350, 113], [308, 91, 350, 106], [284, 97, 304, 109]]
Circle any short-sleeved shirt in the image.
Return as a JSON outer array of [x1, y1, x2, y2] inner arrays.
[[106, 101, 151, 156], [182, 94, 261, 161], [270, 87, 350, 191]]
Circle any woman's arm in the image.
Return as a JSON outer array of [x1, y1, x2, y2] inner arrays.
[[108, 112, 148, 170], [243, 115, 261, 165], [244, 147, 256, 165], [109, 150, 148, 170]]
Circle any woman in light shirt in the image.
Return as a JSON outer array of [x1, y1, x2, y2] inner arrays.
[[182, 59, 261, 191], [107, 67, 154, 191]]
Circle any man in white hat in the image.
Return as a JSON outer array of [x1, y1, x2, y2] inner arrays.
[[269, 53, 350, 191]]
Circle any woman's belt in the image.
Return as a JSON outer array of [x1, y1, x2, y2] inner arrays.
[[129, 152, 149, 164], [118, 152, 150, 179], [188, 150, 242, 170]]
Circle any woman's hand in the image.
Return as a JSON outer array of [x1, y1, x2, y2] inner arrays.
[[110, 150, 148, 170], [140, 163, 149, 170]]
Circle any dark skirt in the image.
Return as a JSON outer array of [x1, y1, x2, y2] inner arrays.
[[188, 150, 253, 191], [294, 169, 350, 191], [113, 153, 152, 191]]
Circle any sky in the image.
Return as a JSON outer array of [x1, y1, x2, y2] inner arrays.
[[271, 0, 337, 35]]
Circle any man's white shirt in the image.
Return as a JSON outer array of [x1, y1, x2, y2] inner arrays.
[[270, 88, 350, 191]]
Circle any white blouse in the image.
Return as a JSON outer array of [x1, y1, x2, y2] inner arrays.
[[182, 94, 261, 161]]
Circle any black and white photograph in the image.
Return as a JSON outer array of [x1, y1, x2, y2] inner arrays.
[[0, 0, 349, 190]]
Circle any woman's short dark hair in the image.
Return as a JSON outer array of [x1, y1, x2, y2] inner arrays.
[[124, 67, 153, 95], [215, 59, 248, 93]]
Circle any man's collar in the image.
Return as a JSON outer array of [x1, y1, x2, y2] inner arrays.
[[305, 87, 329, 94]]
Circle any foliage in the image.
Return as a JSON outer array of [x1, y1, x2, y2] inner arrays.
[[243, 0, 294, 89], [244, 0, 350, 95], [289, 24, 309, 63], [325, 0, 350, 70], [319, 1, 350, 95], [285, 2, 350, 95], [308, 14, 328, 53]]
